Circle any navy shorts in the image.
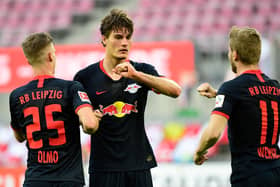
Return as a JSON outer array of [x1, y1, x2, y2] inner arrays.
[[23, 181, 84, 187], [89, 169, 153, 187], [232, 167, 280, 187]]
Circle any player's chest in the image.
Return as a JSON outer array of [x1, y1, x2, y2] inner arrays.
[[86, 78, 144, 103]]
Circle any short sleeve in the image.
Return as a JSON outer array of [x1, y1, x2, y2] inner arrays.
[[138, 63, 161, 77], [212, 82, 235, 120], [73, 71, 81, 82], [70, 81, 93, 114]]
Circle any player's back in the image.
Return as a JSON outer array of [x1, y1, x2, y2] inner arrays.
[[218, 70, 280, 182], [9, 76, 85, 184]]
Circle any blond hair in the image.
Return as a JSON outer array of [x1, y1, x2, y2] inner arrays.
[[21, 32, 53, 65], [229, 26, 261, 65]]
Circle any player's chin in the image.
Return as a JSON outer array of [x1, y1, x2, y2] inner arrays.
[[116, 55, 128, 61]]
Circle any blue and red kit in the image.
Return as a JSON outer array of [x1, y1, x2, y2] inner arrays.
[[212, 70, 280, 183], [74, 60, 159, 173], [9, 75, 92, 185]]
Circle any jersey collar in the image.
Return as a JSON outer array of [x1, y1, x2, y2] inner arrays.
[[99, 59, 130, 79], [99, 59, 111, 78], [242, 69, 265, 82], [33, 75, 54, 80], [242, 69, 263, 75]]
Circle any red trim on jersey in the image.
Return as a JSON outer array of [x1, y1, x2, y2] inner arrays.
[[211, 111, 230, 120], [37, 78, 44, 88], [99, 59, 130, 79], [33, 75, 54, 88], [271, 101, 279, 145], [242, 69, 265, 82], [75, 104, 93, 114], [99, 59, 112, 78], [33, 75, 54, 80]]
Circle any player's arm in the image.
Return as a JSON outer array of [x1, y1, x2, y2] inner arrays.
[[9, 94, 26, 143], [193, 114, 227, 165], [13, 129, 26, 143], [77, 107, 102, 134], [197, 82, 217, 98], [113, 62, 181, 98]]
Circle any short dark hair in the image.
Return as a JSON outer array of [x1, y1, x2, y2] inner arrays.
[[22, 32, 53, 65], [229, 26, 261, 65], [100, 8, 134, 38]]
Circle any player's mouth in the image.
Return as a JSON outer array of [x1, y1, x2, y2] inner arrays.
[[119, 49, 128, 53]]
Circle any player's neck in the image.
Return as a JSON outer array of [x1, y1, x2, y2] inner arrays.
[[103, 56, 125, 80], [32, 66, 54, 77], [236, 63, 260, 76]]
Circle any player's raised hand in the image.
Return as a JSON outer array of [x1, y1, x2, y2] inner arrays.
[[197, 82, 217, 98], [112, 62, 137, 79]]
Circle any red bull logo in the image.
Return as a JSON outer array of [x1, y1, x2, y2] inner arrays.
[[99, 101, 138, 118]]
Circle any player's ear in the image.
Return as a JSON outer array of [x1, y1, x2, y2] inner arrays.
[[101, 35, 106, 47], [48, 52, 53, 62], [232, 50, 239, 61]]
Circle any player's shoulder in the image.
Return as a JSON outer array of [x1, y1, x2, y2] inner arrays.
[[9, 81, 33, 98], [218, 78, 240, 94], [10, 86, 25, 98], [54, 78, 83, 88], [129, 59, 154, 71], [75, 62, 100, 77], [262, 73, 280, 86]]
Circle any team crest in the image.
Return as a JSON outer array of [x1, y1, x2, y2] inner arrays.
[[124, 83, 141, 94], [215, 95, 225, 108]]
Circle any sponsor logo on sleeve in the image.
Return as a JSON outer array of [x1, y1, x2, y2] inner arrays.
[[215, 95, 225, 108], [78, 91, 91, 103]]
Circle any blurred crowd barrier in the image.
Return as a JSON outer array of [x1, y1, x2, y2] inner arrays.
[[0, 162, 231, 187]]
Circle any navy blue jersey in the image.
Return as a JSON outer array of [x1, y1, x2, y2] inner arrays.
[[212, 70, 280, 183], [9, 75, 92, 184], [74, 60, 158, 172]]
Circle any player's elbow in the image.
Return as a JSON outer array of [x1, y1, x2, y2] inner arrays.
[[16, 136, 26, 143], [169, 85, 182, 98], [174, 86, 182, 98], [13, 131, 26, 143]]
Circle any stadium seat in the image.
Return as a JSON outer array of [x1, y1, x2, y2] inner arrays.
[[0, 0, 95, 46]]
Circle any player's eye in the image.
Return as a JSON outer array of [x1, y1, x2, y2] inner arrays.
[[115, 35, 122, 39]]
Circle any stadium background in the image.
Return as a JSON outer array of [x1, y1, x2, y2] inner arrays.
[[0, 0, 280, 186]]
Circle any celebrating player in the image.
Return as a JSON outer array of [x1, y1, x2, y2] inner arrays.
[[74, 8, 182, 187], [194, 26, 280, 187], [9, 32, 102, 187]]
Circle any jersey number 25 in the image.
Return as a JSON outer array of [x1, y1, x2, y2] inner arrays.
[[24, 104, 66, 149]]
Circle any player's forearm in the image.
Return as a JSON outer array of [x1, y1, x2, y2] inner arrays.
[[196, 128, 220, 155], [196, 114, 227, 154], [132, 71, 181, 98], [78, 107, 99, 134]]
